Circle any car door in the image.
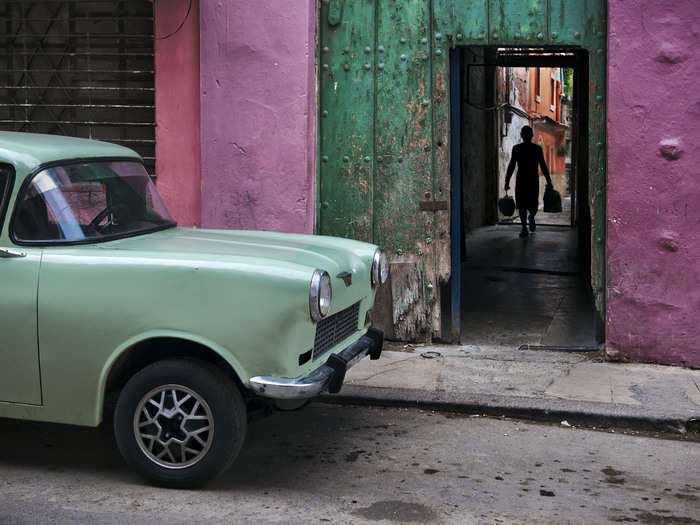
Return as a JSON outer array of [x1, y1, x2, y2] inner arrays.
[[0, 164, 42, 405]]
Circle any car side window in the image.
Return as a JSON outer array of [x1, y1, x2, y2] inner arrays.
[[14, 176, 107, 242], [0, 164, 15, 234]]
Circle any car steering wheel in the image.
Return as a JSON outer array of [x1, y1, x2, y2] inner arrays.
[[90, 204, 128, 233]]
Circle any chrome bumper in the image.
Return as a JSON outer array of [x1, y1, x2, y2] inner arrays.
[[249, 328, 383, 400]]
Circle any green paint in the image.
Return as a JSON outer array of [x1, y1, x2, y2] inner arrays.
[[490, 0, 546, 43], [318, 0, 607, 337], [319, 0, 375, 241], [374, 0, 433, 254]]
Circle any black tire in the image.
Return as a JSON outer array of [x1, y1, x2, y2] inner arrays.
[[114, 358, 246, 488]]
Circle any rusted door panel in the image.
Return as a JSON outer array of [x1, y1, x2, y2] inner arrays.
[[374, 0, 435, 340], [490, 0, 546, 44], [550, 0, 598, 44], [374, 0, 432, 253], [319, 0, 375, 240]]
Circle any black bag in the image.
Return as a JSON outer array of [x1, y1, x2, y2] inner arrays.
[[498, 192, 516, 217], [543, 186, 562, 213]]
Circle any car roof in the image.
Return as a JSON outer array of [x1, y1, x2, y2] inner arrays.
[[0, 131, 141, 177]]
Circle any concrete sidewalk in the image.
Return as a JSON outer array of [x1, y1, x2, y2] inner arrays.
[[320, 343, 700, 434]]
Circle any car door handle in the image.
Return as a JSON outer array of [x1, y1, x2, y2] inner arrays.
[[0, 247, 26, 258]]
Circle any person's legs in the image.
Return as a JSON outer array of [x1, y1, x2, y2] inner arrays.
[[528, 207, 537, 232], [518, 208, 528, 237]]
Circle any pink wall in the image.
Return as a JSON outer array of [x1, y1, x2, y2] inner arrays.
[[198, 1, 316, 233], [154, 0, 202, 227], [607, 0, 700, 367]]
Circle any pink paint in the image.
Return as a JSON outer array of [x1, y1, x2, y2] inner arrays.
[[198, 1, 316, 233], [154, 0, 202, 227], [607, 0, 700, 367]]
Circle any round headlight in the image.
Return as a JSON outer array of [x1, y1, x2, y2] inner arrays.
[[310, 269, 332, 322], [372, 248, 389, 287]]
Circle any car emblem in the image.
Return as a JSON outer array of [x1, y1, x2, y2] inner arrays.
[[336, 271, 353, 287]]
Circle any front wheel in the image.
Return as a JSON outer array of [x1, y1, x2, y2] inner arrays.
[[114, 359, 246, 488]]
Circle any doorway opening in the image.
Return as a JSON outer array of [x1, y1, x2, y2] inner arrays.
[[448, 47, 601, 353]]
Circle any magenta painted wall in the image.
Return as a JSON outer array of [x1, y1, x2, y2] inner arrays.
[[607, 0, 700, 367], [154, 0, 201, 227], [198, 1, 316, 233]]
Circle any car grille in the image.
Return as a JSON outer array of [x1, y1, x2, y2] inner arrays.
[[313, 302, 361, 360]]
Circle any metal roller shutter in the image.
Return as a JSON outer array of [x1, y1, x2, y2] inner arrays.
[[0, 1, 155, 175]]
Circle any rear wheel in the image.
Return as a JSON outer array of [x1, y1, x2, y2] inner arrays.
[[114, 359, 246, 488]]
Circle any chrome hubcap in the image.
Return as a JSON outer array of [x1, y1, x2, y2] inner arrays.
[[133, 384, 214, 469]]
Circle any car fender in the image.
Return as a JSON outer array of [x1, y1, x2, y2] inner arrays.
[[95, 329, 250, 425]]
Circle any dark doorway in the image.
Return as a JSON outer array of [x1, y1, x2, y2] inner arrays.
[[449, 47, 599, 352]]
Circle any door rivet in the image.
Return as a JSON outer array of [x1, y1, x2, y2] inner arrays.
[[378, 45, 385, 53], [378, 62, 385, 70], [322, 46, 329, 53], [597, 49, 603, 55], [574, 32, 581, 39], [492, 32, 498, 39], [343, 47, 350, 53], [456, 33, 463, 40], [514, 32, 521, 39], [343, 156, 349, 162], [435, 32, 443, 40], [322, 201, 329, 209], [364, 156, 371, 162], [400, 37, 407, 44], [364, 46, 371, 54], [322, 63, 329, 70], [322, 155, 329, 162], [364, 63, 371, 70], [552, 32, 558, 39], [537, 32, 544, 40], [421, 37, 428, 44], [343, 63, 350, 71], [322, 110, 329, 117], [400, 54, 407, 61], [435, 49, 443, 56]]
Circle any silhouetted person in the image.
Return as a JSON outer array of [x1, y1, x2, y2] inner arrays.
[[505, 125, 553, 238]]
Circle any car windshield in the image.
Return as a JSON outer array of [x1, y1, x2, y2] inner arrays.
[[13, 160, 176, 243]]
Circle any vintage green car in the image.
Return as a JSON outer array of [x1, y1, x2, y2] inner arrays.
[[0, 132, 386, 487]]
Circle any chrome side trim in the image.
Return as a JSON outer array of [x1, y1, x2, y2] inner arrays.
[[249, 329, 383, 400]]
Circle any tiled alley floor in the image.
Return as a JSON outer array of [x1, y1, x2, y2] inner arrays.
[[460, 221, 597, 349]]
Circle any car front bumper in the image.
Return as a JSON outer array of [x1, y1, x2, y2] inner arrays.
[[249, 327, 383, 400]]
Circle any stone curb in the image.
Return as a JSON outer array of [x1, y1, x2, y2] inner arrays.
[[317, 385, 696, 435]]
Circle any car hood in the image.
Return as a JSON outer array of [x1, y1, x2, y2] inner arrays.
[[96, 227, 376, 276]]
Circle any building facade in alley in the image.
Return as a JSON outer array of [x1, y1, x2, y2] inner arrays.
[[1, 0, 698, 368]]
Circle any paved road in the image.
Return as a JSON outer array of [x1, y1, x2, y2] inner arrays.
[[0, 405, 698, 524]]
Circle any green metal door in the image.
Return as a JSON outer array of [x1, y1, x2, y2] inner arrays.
[[319, 0, 607, 341]]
